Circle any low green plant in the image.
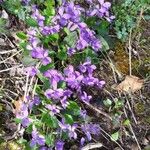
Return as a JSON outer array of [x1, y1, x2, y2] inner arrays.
[[0, 18, 7, 34], [1, 0, 114, 149], [113, 0, 150, 41]]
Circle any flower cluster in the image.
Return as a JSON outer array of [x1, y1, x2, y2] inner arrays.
[[0, 0, 30, 5], [30, 128, 46, 147], [26, 29, 52, 66], [14, 0, 113, 149], [21, 0, 30, 5], [86, 0, 115, 21], [19, 58, 104, 149], [81, 123, 101, 144], [30, 0, 113, 56], [44, 58, 105, 105]]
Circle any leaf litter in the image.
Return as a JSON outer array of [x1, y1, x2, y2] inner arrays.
[[115, 75, 144, 93]]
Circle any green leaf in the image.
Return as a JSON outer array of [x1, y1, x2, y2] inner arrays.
[[0, 104, 3, 111], [84, 48, 99, 64], [86, 17, 97, 27], [67, 101, 80, 116], [0, 137, 4, 144], [22, 55, 37, 66], [57, 49, 67, 60], [61, 132, 69, 140], [64, 114, 74, 124], [144, 15, 150, 20], [16, 32, 27, 40], [26, 18, 38, 27], [18, 9, 26, 20], [48, 50, 56, 56], [2, 0, 21, 15], [25, 143, 37, 150], [123, 119, 130, 126], [35, 85, 43, 94], [43, 34, 59, 44], [13, 118, 22, 124], [34, 120, 43, 129], [58, 81, 66, 89], [41, 113, 58, 128], [72, 52, 86, 65], [64, 31, 78, 47], [99, 36, 109, 51], [64, 27, 70, 35], [39, 63, 54, 73], [114, 99, 124, 109], [50, 34, 59, 41], [68, 101, 80, 110], [46, 134, 55, 147], [17, 138, 27, 145], [26, 124, 33, 134], [97, 20, 109, 36], [44, 6, 55, 16], [37, 73, 51, 90], [103, 99, 112, 107], [44, 0, 55, 7], [19, 41, 27, 49], [111, 131, 119, 141], [0, 18, 8, 34]]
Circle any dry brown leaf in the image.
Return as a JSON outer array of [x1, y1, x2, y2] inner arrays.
[[13, 96, 25, 114], [115, 75, 144, 93]]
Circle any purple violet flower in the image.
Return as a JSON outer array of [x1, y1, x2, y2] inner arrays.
[[86, 0, 93, 4], [16, 103, 28, 120], [67, 48, 76, 56], [60, 96, 68, 108], [76, 37, 88, 50], [55, 140, 64, 150], [39, 147, 47, 150], [32, 8, 45, 27], [96, 80, 106, 88], [42, 56, 52, 65], [29, 96, 41, 109], [68, 124, 78, 139], [80, 137, 85, 146], [41, 25, 61, 35], [64, 65, 74, 76], [65, 69, 83, 90], [29, 37, 39, 48], [59, 121, 78, 139], [21, 117, 31, 127], [80, 110, 87, 119], [0, 0, 4, 3], [24, 66, 38, 77], [81, 123, 101, 141], [67, 22, 78, 31], [86, 0, 113, 22], [30, 128, 45, 147], [44, 69, 64, 89], [82, 76, 98, 86], [31, 47, 52, 66], [21, 0, 30, 5], [58, 119, 69, 131], [33, 96, 41, 105], [45, 104, 60, 115], [27, 29, 37, 37], [31, 48, 43, 58], [79, 58, 96, 75], [80, 91, 92, 102], [45, 88, 64, 100]]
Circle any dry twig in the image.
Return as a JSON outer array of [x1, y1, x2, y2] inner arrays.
[[81, 143, 103, 150], [83, 101, 112, 120], [123, 108, 142, 150]]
